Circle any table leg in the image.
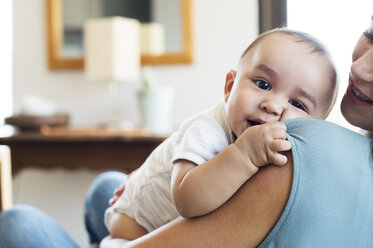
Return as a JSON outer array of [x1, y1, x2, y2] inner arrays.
[[0, 145, 12, 211]]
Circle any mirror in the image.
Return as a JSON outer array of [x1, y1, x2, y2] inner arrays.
[[46, 0, 193, 70]]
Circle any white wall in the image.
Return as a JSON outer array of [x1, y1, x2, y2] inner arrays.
[[0, 1, 12, 123], [287, 1, 373, 132], [13, 0, 258, 129], [153, 0, 181, 52]]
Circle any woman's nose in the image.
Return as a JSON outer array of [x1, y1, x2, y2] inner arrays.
[[351, 48, 373, 84], [259, 98, 286, 116]]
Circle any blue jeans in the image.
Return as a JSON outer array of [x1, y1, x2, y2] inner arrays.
[[0, 171, 127, 247]]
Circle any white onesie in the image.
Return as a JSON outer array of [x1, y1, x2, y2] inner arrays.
[[105, 101, 234, 232]]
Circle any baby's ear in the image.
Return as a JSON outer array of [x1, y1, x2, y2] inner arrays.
[[224, 70, 236, 102]]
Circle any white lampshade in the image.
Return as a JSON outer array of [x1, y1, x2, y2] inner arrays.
[[84, 17, 141, 83], [141, 23, 165, 55]]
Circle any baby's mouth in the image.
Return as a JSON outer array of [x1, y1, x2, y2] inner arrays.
[[247, 120, 263, 128]]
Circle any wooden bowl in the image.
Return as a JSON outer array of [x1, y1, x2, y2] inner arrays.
[[5, 114, 69, 132]]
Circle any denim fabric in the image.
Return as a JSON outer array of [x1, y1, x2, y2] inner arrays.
[[84, 171, 127, 244], [0, 204, 79, 248], [0, 171, 127, 247]]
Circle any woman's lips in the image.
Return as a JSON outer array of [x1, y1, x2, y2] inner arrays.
[[352, 86, 373, 102], [346, 80, 373, 107]]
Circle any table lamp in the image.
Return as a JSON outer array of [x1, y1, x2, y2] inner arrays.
[[140, 23, 165, 55], [84, 16, 141, 127]]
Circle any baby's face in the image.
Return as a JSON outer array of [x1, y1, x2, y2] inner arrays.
[[224, 33, 336, 138]]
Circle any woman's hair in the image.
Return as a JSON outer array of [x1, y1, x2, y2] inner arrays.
[[240, 28, 339, 119]]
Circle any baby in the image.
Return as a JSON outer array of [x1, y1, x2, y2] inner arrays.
[[105, 28, 338, 240]]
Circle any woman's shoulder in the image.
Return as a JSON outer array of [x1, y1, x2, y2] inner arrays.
[[284, 118, 357, 133], [284, 118, 371, 166], [258, 119, 373, 247], [284, 118, 370, 146]]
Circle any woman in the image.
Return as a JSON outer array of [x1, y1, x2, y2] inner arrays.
[[0, 16, 372, 248]]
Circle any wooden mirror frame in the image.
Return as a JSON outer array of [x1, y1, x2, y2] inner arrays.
[[46, 0, 193, 70]]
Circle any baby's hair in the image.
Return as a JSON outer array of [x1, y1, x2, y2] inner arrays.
[[240, 28, 339, 119], [241, 28, 332, 58]]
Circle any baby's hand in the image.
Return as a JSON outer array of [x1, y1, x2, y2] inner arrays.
[[109, 183, 125, 206], [109, 169, 137, 205], [235, 121, 291, 168]]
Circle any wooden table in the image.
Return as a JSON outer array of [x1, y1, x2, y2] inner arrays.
[[0, 125, 166, 175]]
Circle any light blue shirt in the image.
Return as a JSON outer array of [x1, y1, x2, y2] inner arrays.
[[259, 118, 373, 247]]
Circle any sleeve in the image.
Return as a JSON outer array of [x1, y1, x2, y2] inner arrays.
[[258, 118, 372, 247], [171, 116, 230, 166]]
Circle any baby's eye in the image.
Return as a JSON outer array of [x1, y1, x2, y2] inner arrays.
[[289, 100, 307, 112], [254, 80, 271, 91]]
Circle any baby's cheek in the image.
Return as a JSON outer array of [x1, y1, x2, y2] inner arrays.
[[280, 109, 310, 121]]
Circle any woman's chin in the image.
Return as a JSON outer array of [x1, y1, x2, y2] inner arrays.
[[341, 95, 353, 121], [341, 95, 373, 132]]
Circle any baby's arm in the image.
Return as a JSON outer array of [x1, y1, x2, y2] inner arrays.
[[106, 210, 147, 240], [171, 121, 291, 218]]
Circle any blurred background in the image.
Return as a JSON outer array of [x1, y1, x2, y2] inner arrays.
[[0, 0, 372, 246]]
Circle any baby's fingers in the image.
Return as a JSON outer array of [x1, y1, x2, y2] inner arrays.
[[268, 140, 291, 166], [268, 152, 288, 166], [265, 121, 287, 139], [270, 139, 291, 152], [109, 183, 126, 205]]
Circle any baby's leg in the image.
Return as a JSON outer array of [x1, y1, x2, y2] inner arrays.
[[107, 211, 148, 240]]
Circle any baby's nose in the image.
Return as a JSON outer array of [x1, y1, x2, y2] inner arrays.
[[259, 98, 286, 116]]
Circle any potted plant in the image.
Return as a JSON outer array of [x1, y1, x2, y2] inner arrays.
[[138, 67, 175, 135]]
